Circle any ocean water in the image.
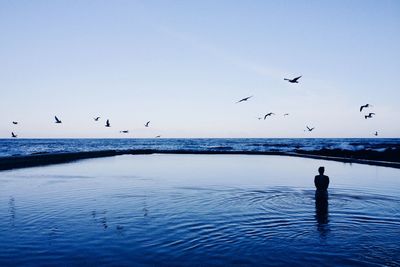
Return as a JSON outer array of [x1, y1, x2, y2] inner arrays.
[[0, 154, 399, 266], [1, 138, 399, 157]]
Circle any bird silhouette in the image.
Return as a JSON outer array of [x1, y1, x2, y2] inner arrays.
[[365, 113, 375, 119], [374, 131, 378, 136], [12, 121, 18, 125], [145, 121, 150, 127], [306, 126, 315, 132], [284, 75, 302, 83], [264, 113, 275, 119], [284, 113, 289, 116], [54, 116, 62, 124], [236, 96, 253, 103], [105, 119, 111, 127], [360, 104, 371, 112], [11, 132, 17, 138], [155, 135, 161, 138], [94, 117, 100, 121], [120, 130, 129, 133]]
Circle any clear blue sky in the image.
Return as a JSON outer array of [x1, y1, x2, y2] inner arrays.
[[1, 0, 399, 138]]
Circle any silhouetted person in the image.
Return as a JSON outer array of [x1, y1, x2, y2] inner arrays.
[[314, 167, 330, 237], [314, 166, 329, 191]]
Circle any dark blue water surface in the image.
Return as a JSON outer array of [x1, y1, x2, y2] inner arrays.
[[1, 138, 399, 157], [0, 154, 399, 266]]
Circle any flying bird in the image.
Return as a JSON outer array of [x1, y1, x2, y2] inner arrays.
[[374, 131, 378, 136], [54, 116, 62, 124], [155, 135, 161, 138], [120, 130, 129, 133], [264, 113, 275, 119], [12, 121, 18, 125], [145, 121, 150, 127], [284, 113, 289, 116], [105, 119, 111, 127], [365, 113, 375, 119], [284, 75, 302, 83], [94, 117, 100, 121], [11, 132, 17, 138], [236, 96, 253, 103], [306, 126, 315, 132], [360, 104, 371, 112]]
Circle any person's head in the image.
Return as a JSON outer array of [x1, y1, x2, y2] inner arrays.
[[318, 166, 325, 175]]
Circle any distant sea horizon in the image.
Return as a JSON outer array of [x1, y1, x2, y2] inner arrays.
[[1, 138, 399, 159]]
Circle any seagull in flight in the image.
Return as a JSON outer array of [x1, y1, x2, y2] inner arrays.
[[264, 113, 275, 119], [365, 113, 375, 119], [54, 116, 62, 124], [306, 126, 315, 132], [374, 131, 378, 136], [236, 96, 253, 103], [145, 121, 150, 127], [12, 121, 18, 125], [120, 130, 129, 133], [94, 117, 100, 121], [11, 132, 17, 138], [360, 104, 371, 112], [105, 119, 111, 127], [284, 75, 302, 83]]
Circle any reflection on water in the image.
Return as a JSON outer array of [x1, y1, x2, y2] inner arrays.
[[8, 196, 15, 227], [0, 155, 399, 266], [315, 191, 329, 238]]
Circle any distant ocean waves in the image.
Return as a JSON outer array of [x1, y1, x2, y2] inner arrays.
[[0, 138, 399, 159], [0, 139, 399, 171]]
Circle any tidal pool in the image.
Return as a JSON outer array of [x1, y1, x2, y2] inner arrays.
[[0, 154, 399, 266]]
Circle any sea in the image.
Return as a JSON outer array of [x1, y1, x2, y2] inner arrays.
[[1, 138, 399, 158]]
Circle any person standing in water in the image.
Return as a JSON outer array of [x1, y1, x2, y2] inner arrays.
[[314, 166, 330, 235], [314, 166, 329, 191]]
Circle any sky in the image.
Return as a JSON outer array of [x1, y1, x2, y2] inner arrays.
[[0, 0, 399, 138]]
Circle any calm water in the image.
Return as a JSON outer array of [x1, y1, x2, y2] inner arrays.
[[1, 138, 399, 157], [0, 154, 399, 266]]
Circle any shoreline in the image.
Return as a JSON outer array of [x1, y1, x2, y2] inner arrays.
[[1, 149, 399, 171]]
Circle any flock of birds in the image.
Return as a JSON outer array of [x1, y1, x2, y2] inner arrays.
[[235, 75, 379, 136], [10, 117, 160, 138], [9, 75, 378, 138]]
